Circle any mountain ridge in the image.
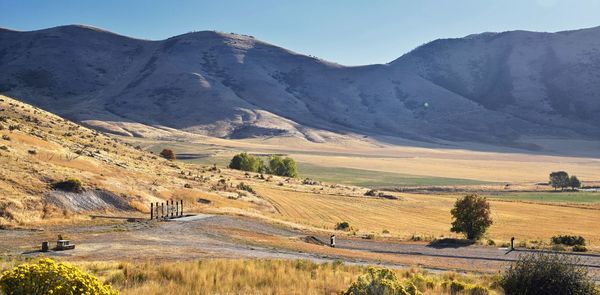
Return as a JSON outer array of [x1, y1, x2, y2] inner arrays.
[[1, 24, 600, 148]]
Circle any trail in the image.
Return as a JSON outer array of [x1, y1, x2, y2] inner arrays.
[[2, 214, 599, 277]]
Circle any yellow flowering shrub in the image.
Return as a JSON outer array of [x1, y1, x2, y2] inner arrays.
[[342, 267, 422, 295], [0, 258, 118, 295]]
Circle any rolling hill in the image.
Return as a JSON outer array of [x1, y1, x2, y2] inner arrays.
[[1, 25, 600, 147]]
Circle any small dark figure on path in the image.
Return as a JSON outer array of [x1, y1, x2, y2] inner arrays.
[[330, 235, 336, 248]]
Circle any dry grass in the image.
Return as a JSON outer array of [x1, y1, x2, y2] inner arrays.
[[256, 186, 600, 248], [0, 95, 265, 226], [0, 258, 499, 295]]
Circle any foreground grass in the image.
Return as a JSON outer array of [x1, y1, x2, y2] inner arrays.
[[1, 258, 498, 295]]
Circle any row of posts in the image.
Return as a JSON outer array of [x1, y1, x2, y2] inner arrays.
[[150, 200, 184, 220]]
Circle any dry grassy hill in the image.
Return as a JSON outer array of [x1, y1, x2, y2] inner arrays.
[[0, 94, 277, 227]]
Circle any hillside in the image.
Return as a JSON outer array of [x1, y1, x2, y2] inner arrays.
[[1, 25, 600, 147], [0, 94, 277, 227]]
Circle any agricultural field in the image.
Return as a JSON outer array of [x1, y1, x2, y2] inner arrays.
[[486, 192, 600, 204], [254, 185, 600, 248]]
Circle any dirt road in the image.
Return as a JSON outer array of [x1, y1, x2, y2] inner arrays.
[[2, 214, 599, 277]]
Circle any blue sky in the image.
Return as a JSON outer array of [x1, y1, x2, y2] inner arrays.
[[1, 0, 599, 65]]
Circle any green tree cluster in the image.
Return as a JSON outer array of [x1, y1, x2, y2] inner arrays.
[[229, 153, 297, 177], [229, 152, 265, 172], [549, 171, 581, 190], [268, 155, 298, 177], [450, 194, 493, 240]]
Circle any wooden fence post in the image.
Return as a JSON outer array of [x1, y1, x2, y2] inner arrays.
[[175, 200, 179, 217], [150, 203, 154, 220], [161, 202, 165, 218], [170, 200, 174, 218], [180, 200, 183, 217]]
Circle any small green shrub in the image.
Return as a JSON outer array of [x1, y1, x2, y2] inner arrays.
[[551, 235, 586, 246], [500, 253, 597, 295], [364, 233, 375, 240], [409, 274, 435, 291], [0, 258, 118, 294], [572, 245, 588, 252], [159, 148, 176, 160], [468, 285, 490, 295], [52, 178, 83, 192], [365, 189, 378, 196], [448, 280, 467, 294], [486, 239, 496, 246], [236, 182, 255, 194], [382, 229, 390, 234], [335, 221, 351, 231], [1, 134, 9, 141]]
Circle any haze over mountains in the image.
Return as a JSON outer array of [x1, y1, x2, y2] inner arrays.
[[1, 25, 600, 147]]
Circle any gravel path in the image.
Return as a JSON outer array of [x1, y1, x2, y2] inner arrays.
[[2, 214, 599, 277]]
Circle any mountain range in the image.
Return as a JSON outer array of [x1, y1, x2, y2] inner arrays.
[[1, 25, 600, 147]]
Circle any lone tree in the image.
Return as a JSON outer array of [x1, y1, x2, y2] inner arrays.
[[549, 171, 570, 191], [569, 175, 582, 190], [160, 148, 176, 160], [500, 253, 598, 295], [450, 194, 493, 240]]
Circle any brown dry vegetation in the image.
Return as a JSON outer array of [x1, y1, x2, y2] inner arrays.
[[0, 95, 265, 227], [0, 258, 499, 295]]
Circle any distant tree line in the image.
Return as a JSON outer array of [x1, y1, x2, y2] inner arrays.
[[229, 152, 298, 177], [549, 171, 581, 191]]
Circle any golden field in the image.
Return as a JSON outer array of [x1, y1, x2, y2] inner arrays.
[[254, 186, 600, 248]]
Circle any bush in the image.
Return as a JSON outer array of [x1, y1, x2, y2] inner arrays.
[[468, 285, 491, 295], [236, 182, 255, 194], [572, 245, 588, 252], [365, 189, 378, 196], [335, 221, 351, 231], [0, 258, 118, 295], [551, 235, 586, 246], [229, 153, 264, 173], [500, 253, 598, 295], [52, 178, 83, 192], [160, 148, 176, 160], [450, 194, 493, 240], [342, 267, 422, 295]]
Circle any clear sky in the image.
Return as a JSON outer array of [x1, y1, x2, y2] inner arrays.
[[1, 0, 599, 65]]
